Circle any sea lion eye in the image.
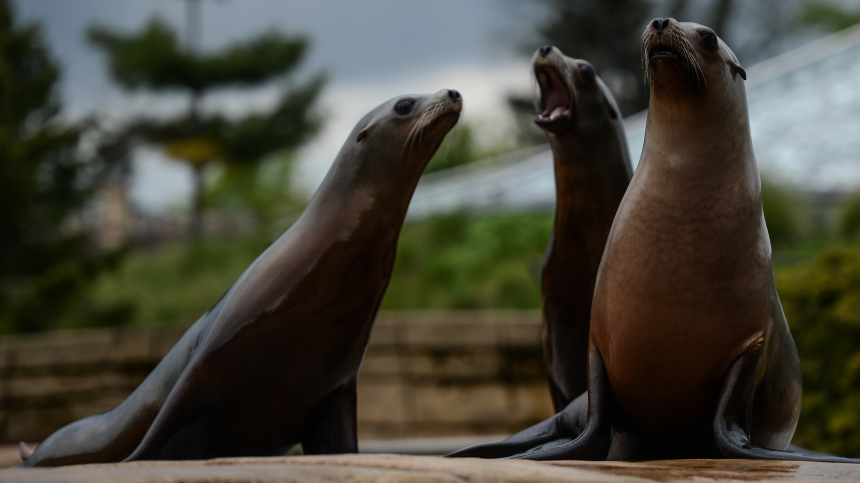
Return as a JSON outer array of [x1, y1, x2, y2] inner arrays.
[[394, 99, 414, 115], [700, 31, 718, 50], [578, 64, 595, 82]]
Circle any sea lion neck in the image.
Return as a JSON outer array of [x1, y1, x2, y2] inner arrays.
[[303, 154, 411, 232], [643, 84, 754, 181], [550, 127, 631, 205], [550, 126, 631, 235]]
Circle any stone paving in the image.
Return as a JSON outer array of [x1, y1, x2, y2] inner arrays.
[[2, 453, 859, 482]]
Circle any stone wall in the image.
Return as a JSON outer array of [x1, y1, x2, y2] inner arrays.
[[0, 311, 552, 443]]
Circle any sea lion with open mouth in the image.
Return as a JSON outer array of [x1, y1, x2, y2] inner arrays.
[[18, 89, 462, 467], [532, 45, 632, 412], [449, 20, 859, 463]]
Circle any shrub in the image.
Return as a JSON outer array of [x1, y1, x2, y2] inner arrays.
[[776, 246, 860, 457]]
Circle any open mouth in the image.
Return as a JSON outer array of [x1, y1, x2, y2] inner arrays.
[[649, 44, 687, 66], [534, 66, 571, 125]]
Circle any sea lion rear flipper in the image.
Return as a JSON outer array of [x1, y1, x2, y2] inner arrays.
[[301, 378, 358, 454], [714, 346, 860, 464], [446, 391, 586, 459], [18, 442, 34, 460], [447, 345, 611, 461]]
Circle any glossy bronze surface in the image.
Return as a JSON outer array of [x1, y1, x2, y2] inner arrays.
[[533, 46, 632, 410], [450, 21, 859, 463], [18, 90, 462, 467]]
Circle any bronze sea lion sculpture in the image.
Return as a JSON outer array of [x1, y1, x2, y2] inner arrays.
[[449, 20, 859, 463], [19, 89, 462, 467], [533, 45, 632, 410]]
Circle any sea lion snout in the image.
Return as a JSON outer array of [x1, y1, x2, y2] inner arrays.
[[651, 18, 672, 34], [643, 19, 690, 69], [430, 88, 463, 120]]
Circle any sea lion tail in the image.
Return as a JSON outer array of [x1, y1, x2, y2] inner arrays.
[[19, 441, 34, 460]]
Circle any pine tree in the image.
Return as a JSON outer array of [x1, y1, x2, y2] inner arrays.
[[88, 14, 324, 237], [0, 0, 128, 333]]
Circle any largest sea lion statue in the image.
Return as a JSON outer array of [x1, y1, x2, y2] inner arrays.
[[18, 89, 462, 467], [533, 45, 632, 411], [449, 20, 859, 463]]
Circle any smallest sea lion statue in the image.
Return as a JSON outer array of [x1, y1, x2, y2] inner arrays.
[[18, 89, 462, 467], [449, 20, 860, 463]]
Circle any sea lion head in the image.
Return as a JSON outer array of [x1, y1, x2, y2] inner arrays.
[[326, 89, 461, 208], [532, 45, 621, 136], [338, 90, 461, 185], [642, 18, 746, 101]]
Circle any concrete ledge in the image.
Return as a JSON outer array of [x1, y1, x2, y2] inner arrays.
[[3, 454, 858, 482]]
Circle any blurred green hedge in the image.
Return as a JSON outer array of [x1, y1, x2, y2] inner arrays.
[[776, 247, 860, 457], [381, 212, 551, 309]]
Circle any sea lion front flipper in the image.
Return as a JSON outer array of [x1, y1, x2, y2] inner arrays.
[[301, 378, 358, 455], [714, 345, 860, 464], [447, 345, 611, 461]]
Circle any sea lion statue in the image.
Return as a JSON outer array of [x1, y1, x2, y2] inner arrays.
[[533, 45, 632, 411], [449, 20, 859, 463], [19, 89, 462, 467]]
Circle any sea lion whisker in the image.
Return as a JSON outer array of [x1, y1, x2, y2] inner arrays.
[[643, 34, 654, 86], [682, 33, 706, 89], [440, 119, 462, 163], [677, 32, 707, 90], [670, 30, 695, 87], [406, 108, 433, 149], [405, 100, 448, 153]]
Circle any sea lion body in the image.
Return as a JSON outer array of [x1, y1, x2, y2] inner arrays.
[[20, 89, 462, 466], [533, 45, 632, 409], [592, 92, 791, 445], [449, 20, 858, 463]]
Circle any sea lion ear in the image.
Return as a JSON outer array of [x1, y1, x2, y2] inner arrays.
[[729, 61, 746, 81], [357, 126, 373, 143], [604, 99, 619, 120]]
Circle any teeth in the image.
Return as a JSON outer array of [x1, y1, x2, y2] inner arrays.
[[550, 106, 566, 119]]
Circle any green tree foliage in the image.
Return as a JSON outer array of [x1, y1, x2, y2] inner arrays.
[[800, 1, 860, 32], [533, 0, 652, 115], [88, 19, 308, 93], [381, 212, 553, 309], [0, 0, 128, 333], [839, 193, 860, 240], [776, 247, 860, 457], [761, 178, 805, 249], [205, 154, 305, 233], [87, 17, 324, 236]]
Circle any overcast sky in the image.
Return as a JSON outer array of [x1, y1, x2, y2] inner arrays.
[[13, 0, 546, 212]]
